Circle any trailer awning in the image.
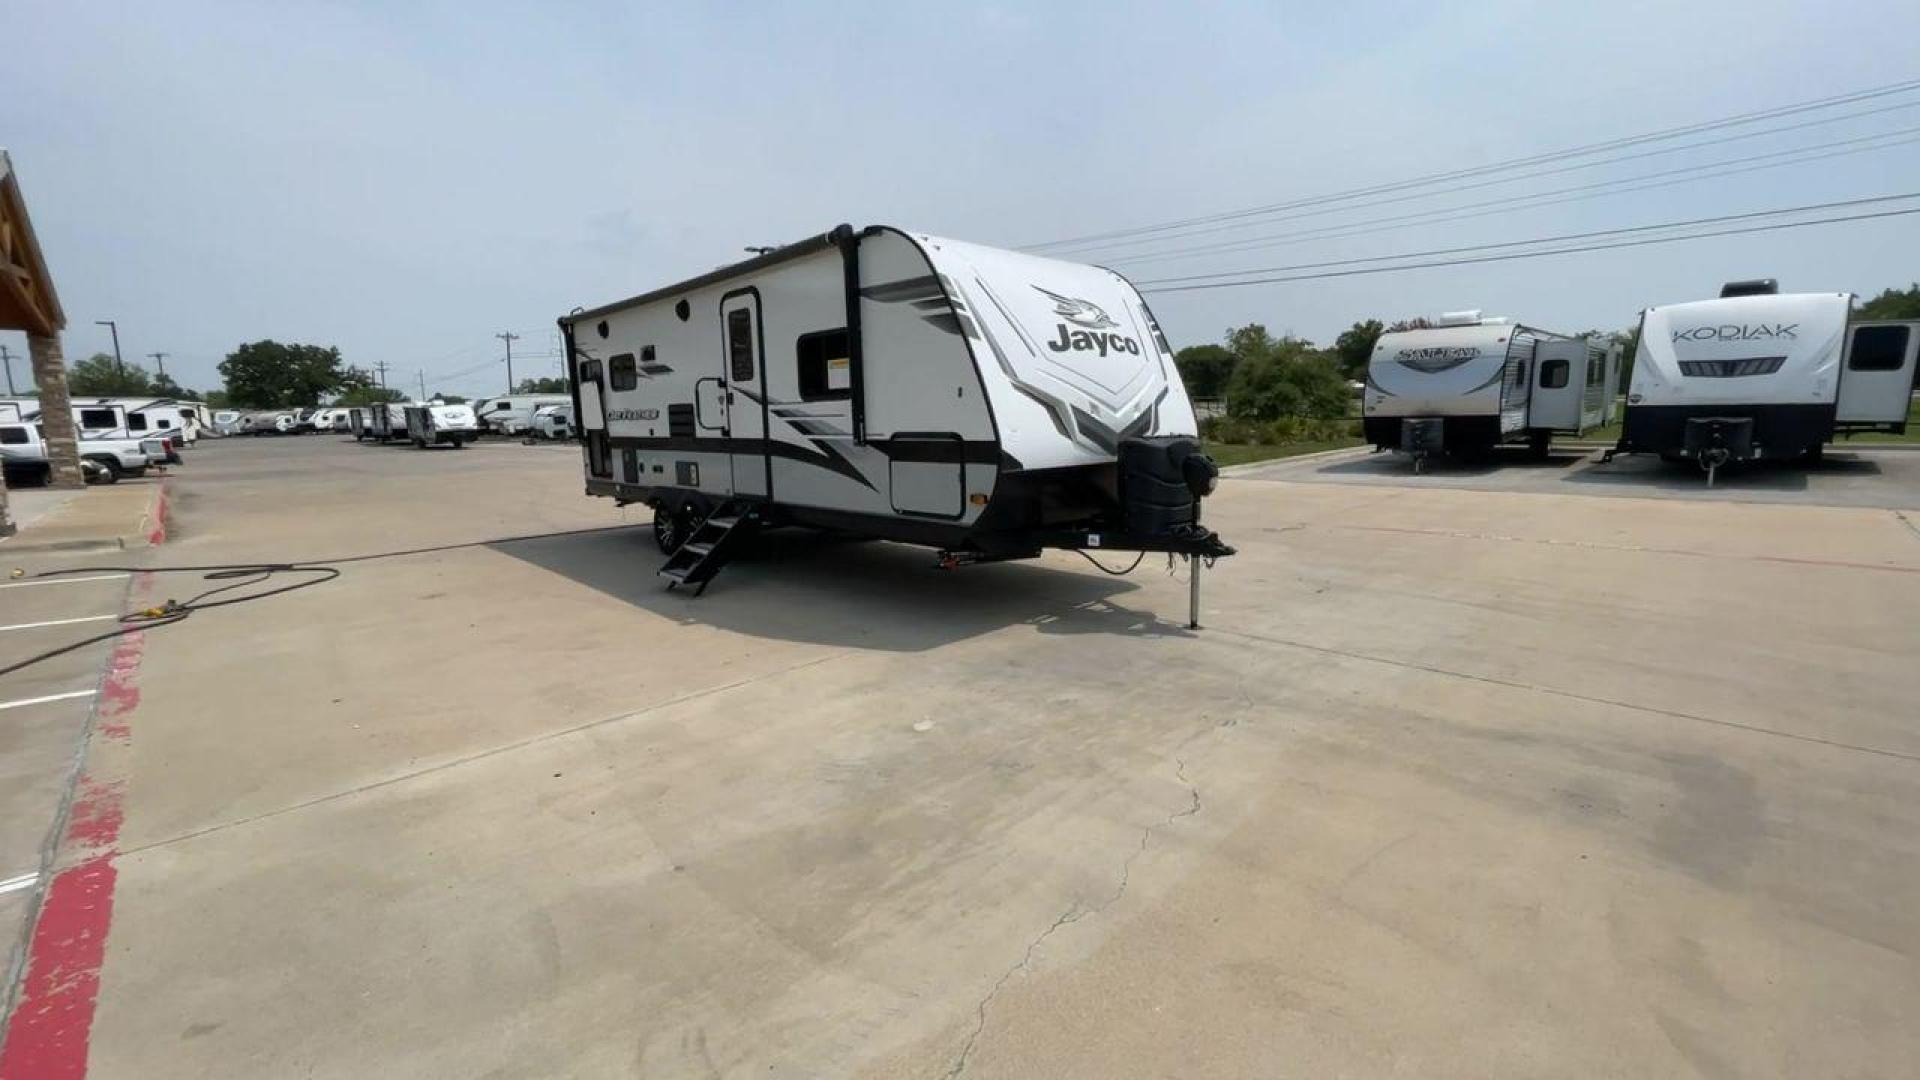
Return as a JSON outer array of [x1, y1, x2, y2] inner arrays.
[[0, 149, 67, 337]]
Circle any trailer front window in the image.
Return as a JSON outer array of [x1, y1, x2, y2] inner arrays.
[[611, 353, 638, 391]]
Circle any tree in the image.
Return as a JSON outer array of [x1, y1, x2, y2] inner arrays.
[[1173, 344, 1236, 400], [1331, 319, 1384, 382], [68, 352, 158, 396], [1857, 284, 1920, 320], [433, 392, 469, 403], [151, 372, 199, 400], [1220, 325, 1349, 420], [218, 340, 358, 408], [513, 377, 569, 394], [333, 384, 404, 407]]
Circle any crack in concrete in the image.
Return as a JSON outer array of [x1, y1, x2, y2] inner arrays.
[[944, 758, 1202, 1079], [1896, 510, 1920, 542]]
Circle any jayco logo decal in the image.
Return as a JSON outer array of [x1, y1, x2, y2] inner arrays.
[[1671, 323, 1798, 342], [1035, 286, 1140, 357]]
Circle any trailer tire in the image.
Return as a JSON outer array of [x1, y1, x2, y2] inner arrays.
[[83, 456, 121, 484], [652, 508, 688, 554], [413, 436, 427, 449]]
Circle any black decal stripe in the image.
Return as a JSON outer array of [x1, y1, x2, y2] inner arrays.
[[870, 437, 1001, 464], [605, 434, 875, 490], [860, 276, 943, 303], [920, 311, 964, 336]]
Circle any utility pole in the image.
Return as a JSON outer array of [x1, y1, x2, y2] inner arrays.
[[1, 344, 15, 396], [146, 351, 168, 377], [497, 331, 520, 393], [417, 370, 427, 401], [95, 319, 123, 375], [372, 360, 390, 390]]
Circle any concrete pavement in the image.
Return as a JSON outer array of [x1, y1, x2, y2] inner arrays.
[[4, 435, 1918, 1078]]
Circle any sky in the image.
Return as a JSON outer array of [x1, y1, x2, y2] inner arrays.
[[3, 0, 1918, 400]]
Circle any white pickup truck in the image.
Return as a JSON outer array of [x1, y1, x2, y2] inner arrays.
[[1, 421, 172, 484]]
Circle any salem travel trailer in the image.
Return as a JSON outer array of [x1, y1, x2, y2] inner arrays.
[[1611, 280, 1920, 480], [559, 223, 1232, 621], [403, 402, 478, 447], [1362, 312, 1618, 468]]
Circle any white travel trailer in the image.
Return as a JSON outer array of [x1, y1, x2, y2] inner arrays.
[[559, 224, 1232, 615], [1611, 280, 1919, 478], [1362, 311, 1618, 468], [476, 394, 570, 435], [403, 402, 478, 447], [364, 401, 416, 441]]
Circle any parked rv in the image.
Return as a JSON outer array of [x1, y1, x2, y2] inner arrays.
[[364, 401, 416, 442], [211, 409, 246, 436], [530, 403, 574, 440], [558, 223, 1231, 618], [346, 406, 369, 440], [403, 402, 478, 448], [1362, 311, 1619, 469], [1610, 280, 1920, 480], [242, 410, 299, 435], [476, 394, 570, 435]]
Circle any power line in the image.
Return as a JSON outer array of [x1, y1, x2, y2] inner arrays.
[[1103, 127, 1920, 267], [1027, 75, 1920, 252], [1138, 205, 1920, 295], [1071, 108, 1920, 261], [1130, 192, 1920, 286]]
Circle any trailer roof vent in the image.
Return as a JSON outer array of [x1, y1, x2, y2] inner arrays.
[[1720, 278, 1778, 298], [1437, 310, 1482, 326]]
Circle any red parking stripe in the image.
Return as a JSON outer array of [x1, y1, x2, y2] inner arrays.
[[0, 575, 151, 1080]]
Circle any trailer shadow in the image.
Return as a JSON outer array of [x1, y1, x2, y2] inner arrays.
[[488, 526, 1190, 652], [1561, 452, 1883, 494], [1312, 448, 1589, 478]]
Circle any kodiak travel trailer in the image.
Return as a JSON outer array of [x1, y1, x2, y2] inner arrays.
[[403, 402, 479, 447], [559, 224, 1233, 622], [1362, 311, 1619, 470], [1609, 280, 1920, 482]]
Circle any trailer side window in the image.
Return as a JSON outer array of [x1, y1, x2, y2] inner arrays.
[[0, 426, 27, 445], [610, 353, 638, 391], [796, 329, 852, 402], [579, 359, 602, 384], [728, 309, 755, 382], [1849, 325, 1910, 371], [128, 413, 148, 430], [1538, 359, 1569, 389], [1586, 353, 1608, 387], [79, 408, 118, 428]]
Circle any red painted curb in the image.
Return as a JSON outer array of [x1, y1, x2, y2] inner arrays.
[[0, 568, 155, 1077], [144, 478, 170, 546]]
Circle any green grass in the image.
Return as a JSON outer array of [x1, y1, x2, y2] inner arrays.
[[1203, 437, 1364, 467]]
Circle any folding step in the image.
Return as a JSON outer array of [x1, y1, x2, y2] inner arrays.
[[656, 501, 759, 595]]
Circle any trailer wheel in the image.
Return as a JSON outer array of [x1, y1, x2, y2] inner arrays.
[[652, 508, 688, 554], [83, 456, 121, 484]]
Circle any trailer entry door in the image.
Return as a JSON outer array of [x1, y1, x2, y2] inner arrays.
[[721, 291, 771, 499], [1837, 321, 1919, 427], [1527, 339, 1591, 433], [578, 358, 613, 479]]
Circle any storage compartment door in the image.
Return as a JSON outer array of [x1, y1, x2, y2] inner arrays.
[[1527, 340, 1588, 431], [1837, 322, 1919, 425], [887, 433, 965, 518]]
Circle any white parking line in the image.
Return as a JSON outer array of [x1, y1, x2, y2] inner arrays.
[[0, 614, 117, 633], [0, 573, 131, 591], [0, 872, 37, 896], [0, 689, 96, 712]]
